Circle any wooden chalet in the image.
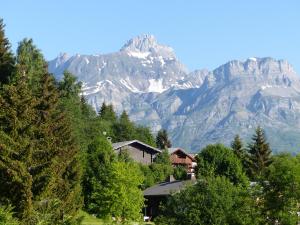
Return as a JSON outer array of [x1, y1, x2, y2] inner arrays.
[[168, 148, 197, 174], [112, 140, 161, 165]]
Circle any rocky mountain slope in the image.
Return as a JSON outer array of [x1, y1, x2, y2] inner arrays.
[[49, 35, 300, 153]]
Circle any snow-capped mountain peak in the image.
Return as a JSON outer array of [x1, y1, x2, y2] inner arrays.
[[48, 36, 300, 154], [120, 34, 176, 59]]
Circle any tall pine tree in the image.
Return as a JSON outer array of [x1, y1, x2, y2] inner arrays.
[[113, 110, 135, 142], [98, 102, 117, 122], [32, 73, 82, 223], [247, 126, 272, 179], [0, 76, 36, 222], [231, 135, 248, 161], [0, 18, 15, 84]]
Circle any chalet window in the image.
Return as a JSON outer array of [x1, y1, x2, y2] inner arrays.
[[143, 150, 145, 158]]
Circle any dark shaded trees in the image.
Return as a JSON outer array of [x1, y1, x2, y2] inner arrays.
[[247, 126, 272, 179], [98, 102, 117, 122], [0, 18, 15, 84], [0, 36, 82, 224], [156, 129, 172, 150], [231, 135, 246, 160], [113, 110, 135, 142], [32, 73, 83, 222], [0, 77, 36, 221]]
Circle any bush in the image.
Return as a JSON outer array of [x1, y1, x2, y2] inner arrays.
[[173, 166, 187, 180], [0, 205, 19, 225]]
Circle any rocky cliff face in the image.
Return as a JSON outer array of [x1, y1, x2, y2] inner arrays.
[[49, 35, 300, 153]]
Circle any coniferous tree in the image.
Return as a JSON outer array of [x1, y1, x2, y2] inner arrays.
[[32, 73, 82, 222], [0, 76, 36, 221], [98, 102, 117, 122], [231, 135, 244, 158], [0, 50, 82, 223], [134, 126, 156, 147], [0, 18, 15, 84], [58, 70, 82, 98], [113, 110, 135, 142], [231, 135, 249, 169], [156, 129, 172, 149], [247, 126, 272, 179]]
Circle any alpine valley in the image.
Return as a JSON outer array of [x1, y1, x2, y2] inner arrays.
[[49, 34, 300, 153]]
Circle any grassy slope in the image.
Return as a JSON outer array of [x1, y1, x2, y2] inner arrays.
[[79, 211, 104, 225], [79, 211, 155, 225]]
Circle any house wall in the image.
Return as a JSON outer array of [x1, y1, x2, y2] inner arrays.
[[170, 151, 194, 172], [116, 144, 154, 165]]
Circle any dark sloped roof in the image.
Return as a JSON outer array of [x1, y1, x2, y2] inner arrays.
[[112, 140, 161, 153], [144, 180, 196, 196], [168, 147, 196, 161]]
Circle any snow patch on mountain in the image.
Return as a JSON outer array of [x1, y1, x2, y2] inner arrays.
[[120, 78, 142, 93], [148, 78, 167, 93], [248, 57, 257, 62], [82, 80, 114, 95], [126, 51, 151, 59]]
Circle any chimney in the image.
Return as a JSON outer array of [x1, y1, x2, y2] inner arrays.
[[166, 175, 175, 182], [187, 173, 196, 181]]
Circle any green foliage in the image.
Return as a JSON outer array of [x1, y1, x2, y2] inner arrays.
[[58, 71, 99, 157], [58, 71, 82, 98], [231, 135, 247, 161], [83, 137, 145, 222], [0, 205, 19, 225], [32, 73, 83, 223], [247, 126, 272, 179], [262, 154, 300, 224], [139, 164, 156, 189], [134, 126, 156, 147], [104, 161, 144, 222], [150, 149, 173, 183], [139, 149, 173, 189], [0, 78, 36, 220], [97, 102, 156, 146], [155, 176, 262, 225], [98, 102, 117, 122], [16, 38, 46, 90], [0, 18, 15, 85], [156, 129, 172, 149], [83, 136, 116, 210], [113, 111, 136, 142], [196, 144, 248, 186], [0, 39, 82, 223], [173, 166, 187, 180]]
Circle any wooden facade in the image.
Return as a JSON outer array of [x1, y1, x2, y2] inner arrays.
[[112, 140, 161, 165], [168, 148, 196, 173]]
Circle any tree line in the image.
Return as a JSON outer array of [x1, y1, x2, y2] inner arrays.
[[155, 128, 300, 225]]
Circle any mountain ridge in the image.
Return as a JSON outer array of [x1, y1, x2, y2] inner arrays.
[[48, 35, 300, 153]]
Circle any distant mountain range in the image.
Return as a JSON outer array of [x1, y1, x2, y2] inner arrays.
[[49, 34, 300, 153]]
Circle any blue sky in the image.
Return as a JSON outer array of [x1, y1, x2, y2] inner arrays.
[[1, 0, 299, 72]]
